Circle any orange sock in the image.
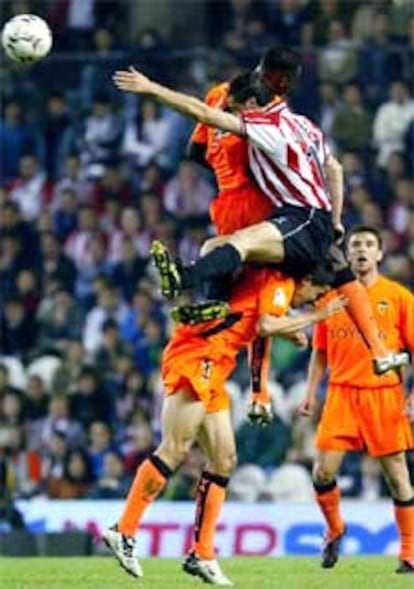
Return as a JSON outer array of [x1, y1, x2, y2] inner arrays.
[[118, 455, 172, 537], [314, 481, 345, 540], [337, 279, 387, 358], [193, 471, 229, 560], [249, 336, 271, 404], [394, 500, 414, 562]]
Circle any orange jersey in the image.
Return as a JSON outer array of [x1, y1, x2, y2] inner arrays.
[[190, 83, 254, 192], [162, 268, 295, 392], [313, 275, 414, 387]]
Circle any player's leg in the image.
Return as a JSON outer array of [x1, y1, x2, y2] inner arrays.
[[246, 336, 273, 424], [379, 452, 414, 573], [151, 220, 283, 299], [358, 385, 414, 573], [183, 408, 236, 586], [313, 448, 347, 568], [329, 245, 409, 375], [103, 388, 205, 578]]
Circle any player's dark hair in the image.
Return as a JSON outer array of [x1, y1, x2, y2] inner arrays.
[[308, 261, 337, 287], [346, 225, 383, 249], [228, 72, 256, 104], [256, 45, 302, 97]]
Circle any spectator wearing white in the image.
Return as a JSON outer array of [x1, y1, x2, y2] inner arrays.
[[121, 99, 171, 169], [82, 95, 123, 173], [163, 160, 214, 220], [82, 285, 128, 355], [65, 206, 102, 271], [373, 80, 414, 167], [107, 207, 151, 263], [319, 20, 357, 85], [8, 155, 47, 222], [52, 154, 92, 208]]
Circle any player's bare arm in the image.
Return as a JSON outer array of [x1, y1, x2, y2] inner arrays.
[[113, 67, 243, 135], [299, 347, 328, 417], [324, 155, 344, 238], [256, 295, 347, 337]]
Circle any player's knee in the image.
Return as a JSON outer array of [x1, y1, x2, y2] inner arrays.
[[385, 472, 413, 501], [157, 438, 191, 469], [312, 463, 335, 485], [209, 450, 237, 477]]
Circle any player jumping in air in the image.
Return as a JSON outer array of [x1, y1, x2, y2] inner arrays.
[[113, 45, 408, 377]]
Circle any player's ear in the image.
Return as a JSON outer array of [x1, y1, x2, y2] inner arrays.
[[376, 249, 383, 263]]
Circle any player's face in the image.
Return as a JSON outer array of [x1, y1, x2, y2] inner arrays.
[[291, 281, 331, 307], [347, 232, 383, 274], [227, 95, 258, 113]]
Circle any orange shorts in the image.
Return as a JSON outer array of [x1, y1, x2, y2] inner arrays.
[[161, 337, 235, 413], [316, 383, 414, 457], [209, 184, 274, 236]]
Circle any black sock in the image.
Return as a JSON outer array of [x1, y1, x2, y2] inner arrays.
[[181, 244, 242, 290]]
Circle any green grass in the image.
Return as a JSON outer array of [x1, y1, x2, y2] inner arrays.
[[0, 557, 412, 589]]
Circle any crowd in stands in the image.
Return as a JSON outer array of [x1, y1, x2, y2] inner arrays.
[[1, 0, 414, 504]]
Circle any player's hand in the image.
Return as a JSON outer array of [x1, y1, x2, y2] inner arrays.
[[404, 393, 414, 422], [247, 400, 273, 426], [113, 66, 153, 94], [334, 222, 345, 244], [298, 396, 316, 417], [318, 295, 348, 320], [287, 330, 308, 348]]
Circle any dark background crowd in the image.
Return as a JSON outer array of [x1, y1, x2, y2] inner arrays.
[[0, 0, 413, 508]]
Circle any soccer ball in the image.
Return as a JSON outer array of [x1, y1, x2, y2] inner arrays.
[[1, 14, 52, 63]]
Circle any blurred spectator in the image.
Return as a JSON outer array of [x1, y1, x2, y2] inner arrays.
[[318, 20, 357, 85], [42, 93, 71, 179], [69, 367, 111, 428], [82, 284, 128, 355], [372, 80, 414, 167], [87, 420, 114, 478], [47, 448, 95, 499], [317, 82, 342, 151], [121, 99, 171, 170], [0, 233, 29, 302], [107, 207, 151, 263], [163, 160, 214, 222], [39, 231, 77, 294], [53, 188, 78, 241], [0, 101, 44, 181], [94, 318, 131, 375], [0, 297, 37, 359], [36, 287, 83, 353], [75, 235, 111, 306], [110, 237, 148, 302], [40, 394, 85, 450], [80, 94, 123, 175], [88, 450, 130, 498], [23, 374, 48, 421], [52, 154, 92, 206], [52, 339, 88, 395], [358, 11, 404, 107], [64, 205, 103, 271], [90, 165, 133, 212], [267, 0, 311, 46], [14, 269, 41, 319], [236, 414, 292, 469], [8, 155, 49, 222], [331, 83, 373, 155]]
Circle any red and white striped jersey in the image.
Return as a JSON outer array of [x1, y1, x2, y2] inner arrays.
[[241, 101, 333, 211]]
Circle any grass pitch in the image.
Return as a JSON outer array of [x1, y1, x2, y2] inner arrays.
[[0, 556, 412, 589]]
